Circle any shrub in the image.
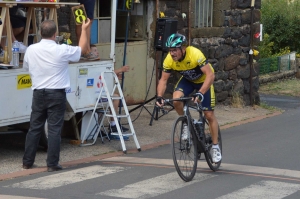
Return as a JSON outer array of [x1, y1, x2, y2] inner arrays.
[[260, 0, 300, 55]]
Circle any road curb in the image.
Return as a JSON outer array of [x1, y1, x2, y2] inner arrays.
[[220, 111, 282, 130], [0, 111, 282, 181]]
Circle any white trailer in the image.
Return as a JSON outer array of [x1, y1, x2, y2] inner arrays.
[[0, 0, 118, 148], [0, 61, 113, 146]]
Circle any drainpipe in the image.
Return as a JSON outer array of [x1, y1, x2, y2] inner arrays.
[[155, 0, 159, 87], [156, 0, 159, 18], [188, 0, 191, 45], [249, 0, 255, 106], [110, 0, 117, 62]]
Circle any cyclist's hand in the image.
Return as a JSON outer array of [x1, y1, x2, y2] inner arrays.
[[192, 92, 204, 103], [156, 96, 164, 107]]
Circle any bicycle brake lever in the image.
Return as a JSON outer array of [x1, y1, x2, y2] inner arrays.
[[157, 105, 168, 115], [161, 108, 169, 115]]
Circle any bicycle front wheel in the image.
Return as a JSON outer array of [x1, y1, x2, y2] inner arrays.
[[171, 116, 198, 182]]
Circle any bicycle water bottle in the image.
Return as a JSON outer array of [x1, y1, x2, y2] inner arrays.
[[12, 41, 19, 67], [194, 119, 203, 139]]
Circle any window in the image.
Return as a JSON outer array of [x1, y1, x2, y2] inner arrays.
[[194, 0, 213, 27], [91, 0, 112, 44]]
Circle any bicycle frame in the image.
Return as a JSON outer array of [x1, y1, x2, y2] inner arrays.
[[165, 97, 207, 153]]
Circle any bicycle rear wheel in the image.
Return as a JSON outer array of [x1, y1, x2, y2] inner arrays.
[[204, 124, 222, 171], [171, 116, 198, 182]]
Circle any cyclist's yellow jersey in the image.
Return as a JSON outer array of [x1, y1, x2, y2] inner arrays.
[[163, 46, 214, 84]]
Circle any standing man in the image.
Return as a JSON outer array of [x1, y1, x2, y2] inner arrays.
[[76, 0, 99, 60], [156, 33, 222, 163], [22, 19, 91, 172]]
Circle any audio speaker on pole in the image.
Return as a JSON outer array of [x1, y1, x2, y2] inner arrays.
[[154, 18, 178, 52]]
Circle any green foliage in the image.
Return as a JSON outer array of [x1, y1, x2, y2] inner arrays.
[[258, 34, 273, 58], [260, 0, 300, 55], [273, 46, 290, 57], [258, 57, 279, 74]]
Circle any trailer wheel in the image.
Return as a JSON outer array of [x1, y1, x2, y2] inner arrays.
[[39, 121, 48, 151]]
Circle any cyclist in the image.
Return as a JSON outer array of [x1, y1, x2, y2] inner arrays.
[[156, 33, 221, 163]]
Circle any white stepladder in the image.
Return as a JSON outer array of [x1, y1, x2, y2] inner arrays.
[[80, 71, 141, 154]]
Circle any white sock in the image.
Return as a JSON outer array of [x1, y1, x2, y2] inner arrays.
[[212, 144, 220, 150], [110, 121, 116, 126]]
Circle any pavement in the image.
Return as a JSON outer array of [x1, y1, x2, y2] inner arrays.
[[0, 102, 282, 181]]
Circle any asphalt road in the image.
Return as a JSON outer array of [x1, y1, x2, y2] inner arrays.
[[1, 94, 300, 199], [260, 93, 300, 110]]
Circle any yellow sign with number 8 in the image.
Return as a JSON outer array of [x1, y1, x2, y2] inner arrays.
[[74, 9, 87, 24], [126, 0, 132, 10], [71, 5, 87, 25]]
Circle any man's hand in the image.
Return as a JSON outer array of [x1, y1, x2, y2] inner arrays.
[[116, 65, 130, 79], [121, 65, 130, 72], [156, 96, 164, 107], [192, 92, 204, 103], [81, 18, 91, 30]]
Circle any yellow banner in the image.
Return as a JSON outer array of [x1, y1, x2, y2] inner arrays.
[[17, 74, 32, 90]]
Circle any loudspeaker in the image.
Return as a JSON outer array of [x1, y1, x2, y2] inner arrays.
[[154, 18, 178, 52]]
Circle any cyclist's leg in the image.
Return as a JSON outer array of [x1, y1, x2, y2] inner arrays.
[[201, 85, 222, 163], [201, 84, 219, 143], [204, 111, 219, 144], [173, 77, 194, 115]]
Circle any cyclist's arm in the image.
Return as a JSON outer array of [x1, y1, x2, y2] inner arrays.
[[199, 63, 215, 94], [157, 71, 171, 97]]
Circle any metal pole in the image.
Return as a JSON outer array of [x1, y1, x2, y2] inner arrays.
[[156, 0, 159, 18], [119, 11, 130, 114], [110, 0, 117, 61], [249, 2, 254, 106]]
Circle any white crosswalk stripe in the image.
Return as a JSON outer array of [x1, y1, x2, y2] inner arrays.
[[102, 157, 300, 179], [2, 160, 300, 199], [98, 172, 216, 199], [216, 180, 300, 199], [0, 196, 46, 199], [4, 165, 129, 190]]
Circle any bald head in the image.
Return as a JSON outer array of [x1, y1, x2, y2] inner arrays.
[[41, 20, 57, 39]]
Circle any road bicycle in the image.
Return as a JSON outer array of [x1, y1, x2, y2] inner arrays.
[[162, 97, 222, 182]]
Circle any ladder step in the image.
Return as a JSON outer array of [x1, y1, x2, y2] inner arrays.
[[111, 96, 122, 100], [106, 114, 129, 118], [81, 71, 140, 152]]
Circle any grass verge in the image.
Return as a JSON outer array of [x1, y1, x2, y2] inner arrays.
[[259, 78, 300, 97]]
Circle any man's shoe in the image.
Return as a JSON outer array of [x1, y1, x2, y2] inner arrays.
[[47, 164, 63, 172], [98, 130, 109, 138], [18, 42, 27, 53], [82, 52, 100, 61], [108, 134, 129, 141], [22, 164, 32, 169], [210, 148, 222, 163], [181, 123, 188, 141], [109, 124, 129, 133], [80, 55, 86, 60]]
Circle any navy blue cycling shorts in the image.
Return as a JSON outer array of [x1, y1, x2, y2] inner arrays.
[[79, 0, 96, 19], [174, 77, 216, 111]]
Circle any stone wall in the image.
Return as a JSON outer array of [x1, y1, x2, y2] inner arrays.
[[158, 0, 262, 105]]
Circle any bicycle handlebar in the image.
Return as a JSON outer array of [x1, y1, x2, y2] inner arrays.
[[161, 97, 203, 111], [164, 97, 193, 103]]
